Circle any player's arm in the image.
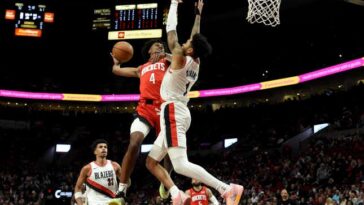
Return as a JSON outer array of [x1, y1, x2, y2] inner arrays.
[[207, 188, 220, 205], [112, 161, 123, 182], [111, 53, 140, 78], [74, 165, 90, 205], [190, 0, 203, 39], [166, 0, 181, 53]]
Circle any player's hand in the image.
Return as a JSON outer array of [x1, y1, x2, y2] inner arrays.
[[195, 0, 204, 15], [110, 53, 120, 65]]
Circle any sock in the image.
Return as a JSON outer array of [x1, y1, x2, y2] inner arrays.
[[118, 183, 128, 194], [169, 185, 180, 198], [217, 183, 230, 195]]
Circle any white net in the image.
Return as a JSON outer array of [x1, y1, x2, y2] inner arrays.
[[246, 0, 282, 27]]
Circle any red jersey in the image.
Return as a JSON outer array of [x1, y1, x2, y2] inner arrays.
[[138, 58, 168, 101], [189, 186, 209, 205]]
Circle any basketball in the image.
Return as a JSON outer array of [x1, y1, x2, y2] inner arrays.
[[112, 41, 134, 63]]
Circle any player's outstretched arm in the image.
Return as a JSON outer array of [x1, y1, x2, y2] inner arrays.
[[190, 0, 203, 39], [166, 0, 181, 52], [111, 53, 139, 78]]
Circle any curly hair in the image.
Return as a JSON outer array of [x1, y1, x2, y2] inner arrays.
[[141, 39, 167, 61], [191, 33, 212, 59]]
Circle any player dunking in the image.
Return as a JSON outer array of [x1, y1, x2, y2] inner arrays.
[[145, 0, 244, 205], [74, 139, 122, 205], [111, 39, 172, 199]]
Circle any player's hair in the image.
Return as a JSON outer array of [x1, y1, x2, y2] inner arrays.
[[141, 39, 167, 61], [91, 139, 108, 151], [191, 33, 212, 59]]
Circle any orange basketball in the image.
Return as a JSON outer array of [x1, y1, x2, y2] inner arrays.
[[112, 41, 134, 63]]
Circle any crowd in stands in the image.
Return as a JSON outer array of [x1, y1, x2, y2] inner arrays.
[[1, 84, 364, 205]]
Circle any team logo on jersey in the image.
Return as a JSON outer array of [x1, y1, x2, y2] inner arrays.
[[186, 69, 197, 81], [141, 63, 166, 76], [94, 170, 114, 180]]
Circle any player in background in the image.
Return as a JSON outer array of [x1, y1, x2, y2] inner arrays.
[[111, 39, 173, 200], [145, 0, 244, 205], [185, 179, 220, 205], [73, 139, 123, 205]]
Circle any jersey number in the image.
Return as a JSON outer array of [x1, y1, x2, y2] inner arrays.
[[150, 73, 155, 84], [183, 82, 191, 96], [107, 178, 114, 186]]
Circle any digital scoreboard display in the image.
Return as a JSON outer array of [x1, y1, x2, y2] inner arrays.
[[92, 8, 112, 30], [108, 3, 162, 40], [5, 2, 54, 37]]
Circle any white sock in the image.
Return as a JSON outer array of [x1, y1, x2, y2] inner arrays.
[[169, 185, 180, 198], [217, 183, 230, 195], [118, 183, 128, 194]]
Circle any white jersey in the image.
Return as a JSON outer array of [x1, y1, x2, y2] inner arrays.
[[160, 56, 199, 104], [85, 160, 118, 205]]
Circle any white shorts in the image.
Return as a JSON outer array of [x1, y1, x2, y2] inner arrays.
[[86, 189, 112, 205], [130, 117, 151, 137], [149, 101, 191, 161]]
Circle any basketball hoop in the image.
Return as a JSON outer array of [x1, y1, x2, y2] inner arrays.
[[246, 0, 282, 27]]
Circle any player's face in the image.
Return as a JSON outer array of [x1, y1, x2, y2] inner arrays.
[[94, 143, 108, 157], [192, 179, 202, 190], [182, 39, 193, 56], [150, 42, 165, 55], [182, 39, 192, 50]]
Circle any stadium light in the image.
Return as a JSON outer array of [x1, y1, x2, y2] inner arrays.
[[56, 144, 71, 153], [224, 138, 238, 148], [313, 123, 329, 133]]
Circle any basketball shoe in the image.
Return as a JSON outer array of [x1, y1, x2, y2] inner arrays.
[[222, 183, 244, 205]]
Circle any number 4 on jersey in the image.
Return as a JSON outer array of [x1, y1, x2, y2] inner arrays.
[[149, 73, 155, 84]]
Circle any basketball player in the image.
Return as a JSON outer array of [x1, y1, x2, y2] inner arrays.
[[74, 139, 122, 205], [111, 39, 173, 199], [145, 0, 244, 205], [185, 179, 219, 205]]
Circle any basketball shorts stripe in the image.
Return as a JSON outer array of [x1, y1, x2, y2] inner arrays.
[[164, 103, 178, 147]]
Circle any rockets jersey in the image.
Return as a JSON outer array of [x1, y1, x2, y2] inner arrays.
[[189, 186, 209, 205], [160, 56, 199, 104], [139, 58, 169, 101], [85, 160, 118, 200]]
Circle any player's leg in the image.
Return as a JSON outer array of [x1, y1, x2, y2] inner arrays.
[[159, 155, 173, 199], [168, 147, 244, 205], [153, 104, 174, 199], [119, 117, 150, 195], [147, 102, 191, 205], [165, 102, 244, 204], [146, 142, 190, 205]]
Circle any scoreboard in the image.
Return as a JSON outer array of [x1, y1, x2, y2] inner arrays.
[[5, 2, 54, 37], [107, 3, 163, 40]]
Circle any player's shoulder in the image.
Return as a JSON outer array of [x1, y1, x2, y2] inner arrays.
[[111, 161, 121, 169], [185, 189, 191, 195], [80, 163, 92, 174]]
